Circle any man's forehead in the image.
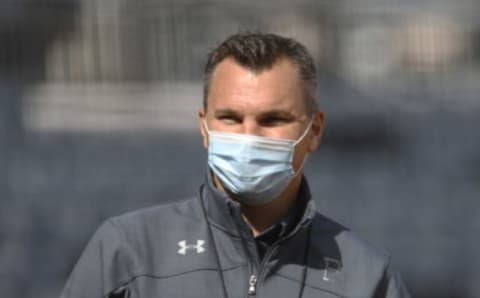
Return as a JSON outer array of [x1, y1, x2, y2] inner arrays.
[[204, 56, 310, 116], [211, 59, 302, 90]]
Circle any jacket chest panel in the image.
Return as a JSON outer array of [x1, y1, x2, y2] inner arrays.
[[123, 267, 247, 298]]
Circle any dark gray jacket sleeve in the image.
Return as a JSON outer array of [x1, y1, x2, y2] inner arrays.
[[60, 220, 133, 298]]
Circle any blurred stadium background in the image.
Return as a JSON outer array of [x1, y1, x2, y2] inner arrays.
[[1, 0, 479, 297]]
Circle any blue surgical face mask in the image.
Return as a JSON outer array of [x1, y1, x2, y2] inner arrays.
[[205, 120, 312, 206]]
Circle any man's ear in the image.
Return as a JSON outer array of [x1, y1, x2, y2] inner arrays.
[[308, 111, 325, 152], [198, 108, 208, 149]]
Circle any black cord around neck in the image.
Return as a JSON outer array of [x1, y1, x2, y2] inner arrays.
[[199, 188, 230, 298], [298, 223, 312, 298]]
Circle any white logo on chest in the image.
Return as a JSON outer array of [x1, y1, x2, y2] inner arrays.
[[177, 240, 205, 255], [322, 257, 342, 281]]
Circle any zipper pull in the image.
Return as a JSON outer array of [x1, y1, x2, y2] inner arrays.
[[248, 274, 257, 296]]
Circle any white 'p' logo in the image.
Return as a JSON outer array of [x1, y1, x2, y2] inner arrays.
[[322, 257, 342, 281]]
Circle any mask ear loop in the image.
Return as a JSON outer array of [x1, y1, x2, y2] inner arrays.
[[292, 119, 313, 176], [203, 119, 211, 134], [293, 120, 313, 146]]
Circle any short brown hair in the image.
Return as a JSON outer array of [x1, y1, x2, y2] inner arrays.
[[203, 32, 318, 114]]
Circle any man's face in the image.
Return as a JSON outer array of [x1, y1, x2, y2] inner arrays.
[[199, 57, 324, 173]]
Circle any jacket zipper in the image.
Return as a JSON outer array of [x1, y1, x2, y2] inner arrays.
[[248, 243, 279, 296], [241, 228, 261, 297], [246, 221, 312, 297], [237, 204, 312, 297], [248, 274, 258, 296], [247, 239, 282, 296], [246, 237, 260, 297]]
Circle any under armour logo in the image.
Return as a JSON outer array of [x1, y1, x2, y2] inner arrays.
[[177, 240, 205, 255], [322, 257, 342, 281]]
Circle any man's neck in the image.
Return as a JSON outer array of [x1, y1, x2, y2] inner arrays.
[[213, 174, 302, 237]]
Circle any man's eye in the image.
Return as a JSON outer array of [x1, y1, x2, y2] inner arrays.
[[218, 116, 240, 123], [260, 117, 288, 126]]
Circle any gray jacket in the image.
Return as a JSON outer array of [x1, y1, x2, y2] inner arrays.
[[60, 175, 411, 298]]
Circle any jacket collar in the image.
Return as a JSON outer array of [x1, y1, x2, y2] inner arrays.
[[200, 170, 317, 239]]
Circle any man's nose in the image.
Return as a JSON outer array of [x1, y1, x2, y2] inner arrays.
[[241, 120, 262, 136]]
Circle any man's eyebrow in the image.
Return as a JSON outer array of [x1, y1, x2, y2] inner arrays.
[[214, 108, 242, 117], [258, 110, 295, 119]]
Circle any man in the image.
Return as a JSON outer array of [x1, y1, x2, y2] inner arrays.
[[60, 33, 411, 298]]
